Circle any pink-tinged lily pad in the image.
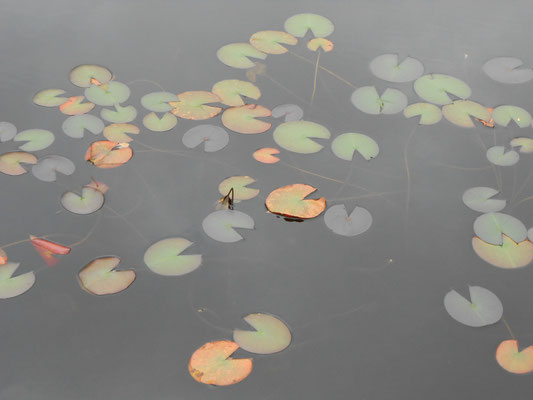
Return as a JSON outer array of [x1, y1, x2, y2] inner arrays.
[[217, 43, 267, 69], [307, 38, 333, 52], [233, 313, 292, 354], [78, 256, 135, 296], [351, 86, 407, 115], [492, 105, 531, 128], [444, 286, 503, 327], [253, 147, 280, 164], [462, 187, 506, 213], [182, 124, 229, 152], [218, 176, 259, 202], [474, 212, 527, 245], [84, 81, 131, 106], [142, 112, 177, 132], [100, 104, 137, 123], [221, 104, 271, 134], [486, 146, 519, 166], [284, 13, 334, 38], [414, 74, 471, 105], [30, 236, 71, 267], [403, 103, 442, 125], [496, 340, 533, 374], [143, 237, 201, 276], [273, 120, 330, 154], [0, 122, 17, 142], [0, 249, 6, 265], [0, 262, 36, 299], [324, 204, 372, 236], [442, 100, 492, 128], [61, 186, 104, 215], [69, 64, 113, 88], [14, 129, 55, 151], [510, 137, 533, 154], [370, 54, 424, 83], [472, 235, 533, 269], [266, 184, 326, 219], [33, 89, 68, 107], [103, 123, 139, 142], [272, 104, 303, 122], [62, 114, 104, 138], [85, 140, 133, 168], [141, 92, 179, 112], [250, 30, 297, 54], [169, 91, 222, 120], [86, 178, 109, 194], [59, 96, 95, 115], [202, 210, 254, 243], [32, 155, 75, 182], [0, 152, 37, 175], [483, 57, 533, 84], [331, 133, 379, 161], [212, 80, 261, 106]]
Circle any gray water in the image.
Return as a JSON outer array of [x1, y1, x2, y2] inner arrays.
[[1, 0, 532, 399]]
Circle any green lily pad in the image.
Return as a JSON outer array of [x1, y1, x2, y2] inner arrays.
[[273, 120, 330, 154], [142, 112, 177, 132], [211, 80, 261, 106], [442, 100, 491, 128], [202, 210, 254, 243], [62, 114, 104, 138], [61, 186, 104, 215], [69, 64, 112, 88], [143, 237, 202, 276], [307, 38, 334, 52], [84, 81, 131, 106], [233, 313, 292, 355], [510, 137, 533, 154], [33, 89, 68, 107], [444, 286, 503, 327], [0, 262, 36, 299], [140, 92, 178, 112], [414, 74, 471, 105], [103, 123, 139, 142], [492, 105, 531, 128], [101, 104, 137, 123], [462, 187, 506, 213], [369, 54, 424, 83], [351, 86, 407, 115], [474, 212, 527, 245], [331, 133, 379, 161], [0, 121, 17, 142], [218, 176, 259, 202], [403, 103, 442, 125], [217, 43, 267, 69], [249, 30, 297, 54], [14, 129, 55, 151], [483, 57, 533, 84], [284, 13, 334, 38], [486, 146, 519, 166]]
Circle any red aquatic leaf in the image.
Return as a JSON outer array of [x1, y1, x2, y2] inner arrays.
[[30, 235, 71, 267], [85, 141, 133, 169]]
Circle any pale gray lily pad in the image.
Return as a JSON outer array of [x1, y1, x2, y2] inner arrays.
[[529, 227, 533, 242], [474, 212, 527, 245], [32, 155, 75, 182], [482, 57, 533, 84], [369, 54, 424, 83], [414, 74, 471, 105], [403, 103, 442, 125], [140, 92, 178, 112], [61, 186, 104, 215], [182, 125, 229, 152], [492, 105, 531, 128], [84, 81, 131, 106], [13, 129, 55, 151], [202, 210, 254, 243], [0, 122, 17, 142], [462, 187, 506, 213], [444, 286, 503, 327], [324, 204, 372, 236], [101, 104, 137, 123], [351, 86, 407, 115], [272, 104, 303, 122], [62, 114, 104, 138], [331, 133, 379, 161], [486, 146, 519, 166]]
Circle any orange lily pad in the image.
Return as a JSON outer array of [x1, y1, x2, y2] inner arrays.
[[249, 30, 297, 54], [221, 104, 271, 134], [472, 235, 533, 269], [30, 236, 71, 267], [78, 256, 136, 296], [59, 96, 95, 116], [188, 340, 253, 386], [85, 140, 133, 169], [253, 147, 280, 164], [212, 79, 261, 106], [496, 340, 533, 374], [307, 38, 334, 52], [265, 184, 326, 219], [0, 249, 6, 265], [0, 152, 37, 175], [169, 91, 221, 120]]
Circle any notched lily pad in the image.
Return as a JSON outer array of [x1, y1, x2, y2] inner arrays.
[[442, 100, 491, 128], [100, 104, 137, 123], [510, 137, 533, 154], [218, 176, 259, 202], [492, 105, 531, 128], [70, 64, 112, 88], [59, 96, 95, 115], [32, 155, 75, 182], [33, 89, 68, 107], [462, 187, 506, 213], [143, 112, 177, 132], [331, 133, 379, 161], [284, 13, 334, 38], [414, 74, 471, 105], [144, 237, 201, 276], [169, 91, 221, 120], [250, 30, 297, 54], [370, 54, 424, 83], [483, 57, 533, 84], [0, 152, 37, 175], [0, 122, 17, 142], [351, 86, 407, 115], [472, 235, 533, 269], [103, 123, 139, 142], [0, 262, 36, 299], [78, 256, 135, 296], [233, 313, 292, 354], [182, 125, 229, 152], [202, 210, 255, 243], [221, 104, 271, 134], [212, 80, 261, 107], [486, 146, 519, 166], [444, 286, 503, 327], [273, 120, 330, 154], [62, 114, 104, 138], [84, 81, 131, 106], [324, 204, 372, 236], [61, 185, 104, 215], [217, 43, 267, 69], [307, 38, 333, 52], [266, 184, 326, 219], [85, 140, 132, 168], [141, 91, 178, 112], [14, 129, 55, 151], [473, 212, 527, 245], [496, 340, 533, 374], [272, 104, 303, 122], [253, 147, 280, 164], [403, 103, 442, 125]]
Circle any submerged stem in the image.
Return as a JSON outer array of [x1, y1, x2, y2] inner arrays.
[[310, 50, 321, 105]]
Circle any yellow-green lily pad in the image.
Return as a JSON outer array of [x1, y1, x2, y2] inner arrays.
[[169, 91, 221, 120], [59, 96, 95, 115], [351, 86, 407, 115], [284, 13, 334, 38], [370, 54, 424, 83], [84, 81, 131, 106], [233, 313, 292, 355], [142, 112, 177, 132], [486, 146, 519, 166], [492, 105, 531, 128], [103, 123, 140, 142], [217, 43, 267, 69], [250, 30, 297, 54], [331, 133, 379, 161], [69, 64, 112, 88], [221, 104, 271, 134], [414, 74, 471, 105], [62, 114, 104, 138], [403, 103, 442, 125], [218, 176, 259, 202], [101, 104, 137, 123], [442, 100, 491, 128], [143, 237, 202, 276], [33, 89, 68, 107], [510, 137, 533, 154], [273, 120, 330, 154], [140, 92, 178, 112], [0, 152, 37, 175], [212, 79, 261, 107], [0, 262, 36, 299], [14, 129, 55, 151]]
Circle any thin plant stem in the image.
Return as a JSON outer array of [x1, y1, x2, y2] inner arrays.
[[310, 49, 321, 105]]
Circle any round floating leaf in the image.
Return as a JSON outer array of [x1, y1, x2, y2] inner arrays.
[[14, 129, 55, 151], [486, 146, 519, 167], [62, 114, 104, 138], [266, 184, 326, 219], [273, 120, 330, 154], [496, 340, 533, 374], [510, 137, 533, 154], [284, 13, 334, 38], [324, 204, 372, 236], [474, 212, 527, 245], [253, 147, 280, 164], [221, 104, 271, 134], [0, 262, 35, 299], [0, 152, 37, 175], [61, 186, 104, 215], [140, 92, 178, 112], [472, 235, 533, 269], [0, 121, 17, 142], [218, 176, 259, 202], [78, 256, 135, 296], [169, 91, 221, 120], [351, 86, 407, 115], [100, 104, 137, 123], [84, 81, 131, 106], [70, 64, 112, 88], [188, 340, 253, 386], [59, 96, 95, 115], [85, 140, 133, 168], [233, 313, 292, 354], [443, 286, 503, 327], [272, 104, 303, 121], [202, 210, 254, 243], [483, 57, 533, 84], [492, 105, 531, 128], [32, 155, 75, 182], [414, 74, 471, 105], [33, 89, 68, 107], [331, 133, 379, 161], [144, 237, 202, 276], [403, 103, 442, 125], [212, 80, 261, 107], [250, 30, 297, 54], [307, 38, 333, 52], [182, 125, 229, 152], [217, 43, 267, 69], [369, 54, 424, 83], [142, 112, 177, 132], [103, 123, 139, 142], [442, 100, 491, 128], [462, 187, 506, 213]]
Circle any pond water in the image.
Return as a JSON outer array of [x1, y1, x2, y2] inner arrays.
[[1, 0, 532, 398]]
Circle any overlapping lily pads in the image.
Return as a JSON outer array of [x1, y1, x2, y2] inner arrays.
[[59, 96, 95, 116], [182, 125, 229, 152], [351, 86, 407, 115], [414, 74, 471, 105], [472, 235, 533, 269], [324, 204, 372, 236], [473, 212, 527, 245], [84, 81, 130, 106], [144, 238, 201, 276], [249, 31, 297, 54], [273, 120, 330, 153], [370, 54, 424, 83], [444, 286, 503, 327]]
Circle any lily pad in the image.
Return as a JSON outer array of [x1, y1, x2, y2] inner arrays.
[[324, 204, 372, 236], [59, 96, 95, 115], [202, 210, 254, 243], [462, 187, 506, 213], [444, 286, 503, 327], [403, 103, 442, 125], [103, 123, 139, 142], [142, 112, 177, 132], [140, 92, 178, 112], [30, 236, 70, 267], [473, 212, 527, 245], [0, 152, 37, 175], [369, 54, 424, 83], [233, 313, 292, 354], [217, 43, 267, 69], [188, 340, 253, 386], [61, 186, 104, 215], [218, 176, 259, 202], [143, 237, 201, 276], [0, 121, 17, 142], [483, 57, 533, 84], [84, 81, 131, 106], [284, 13, 334, 38], [442, 100, 491, 128], [100, 104, 137, 123], [331, 133, 379, 161], [492, 105, 531, 128], [250, 30, 297, 54], [62, 114, 104, 138], [351, 86, 407, 115], [182, 125, 229, 152], [273, 120, 330, 154], [14, 129, 55, 151], [85, 141, 133, 168], [486, 146, 519, 166], [33, 89, 68, 107], [266, 184, 326, 219], [472, 235, 533, 269], [272, 104, 303, 121], [510, 137, 533, 154], [78, 256, 135, 296], [307, 38, 333, 52], [0, 262, 35, 299], [253, 147, 280, 164], [414, 74, 471, 105], [496, 340, 533, 374], [69, 64, 113, 87], [211, 80, 261, 107], [221, 104, 271, 134], [32, 155, 75, 182], [169, 91, 221, 120]]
